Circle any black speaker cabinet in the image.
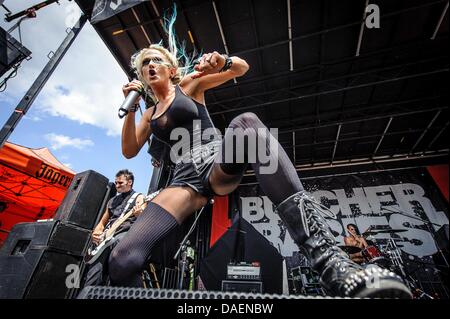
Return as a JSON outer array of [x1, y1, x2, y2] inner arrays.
[[0, 220, 91, 299], [1, 26, 32, 78], [55, 170, 109, 230]]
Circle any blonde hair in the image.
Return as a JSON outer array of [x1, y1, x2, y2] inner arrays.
[[132, 44, 183, 86], [130, 5, 198, 107]]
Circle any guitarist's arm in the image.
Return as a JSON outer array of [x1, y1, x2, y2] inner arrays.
[[92, 208, 110, 244]]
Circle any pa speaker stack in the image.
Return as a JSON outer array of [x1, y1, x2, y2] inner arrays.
[[0, 170, 110, 299], [0, 220, 90, 298]]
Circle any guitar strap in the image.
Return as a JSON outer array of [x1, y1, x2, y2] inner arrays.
[[119, 192, 141, 219]]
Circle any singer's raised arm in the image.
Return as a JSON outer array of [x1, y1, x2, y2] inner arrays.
[[121, 80, 153, 159]]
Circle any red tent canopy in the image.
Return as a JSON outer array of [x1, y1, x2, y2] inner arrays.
[[0, 142, 75, 246]]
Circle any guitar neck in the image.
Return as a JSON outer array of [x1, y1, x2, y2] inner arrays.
[[103, 190, 160, 239], [105, 208, 136, 238]]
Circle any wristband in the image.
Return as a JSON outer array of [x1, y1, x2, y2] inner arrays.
[[220, 54, 233, 72]]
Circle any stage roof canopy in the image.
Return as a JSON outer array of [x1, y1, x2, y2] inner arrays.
[[75, 0, 449, 173]]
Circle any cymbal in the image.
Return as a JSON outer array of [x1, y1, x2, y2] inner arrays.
[[338, 246, 362, 254], [363, 229, 407, 235], [363, 231, 380, 236]]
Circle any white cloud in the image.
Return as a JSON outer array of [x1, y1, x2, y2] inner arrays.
[[63, 162, 73, 168], [24, 115, 42, 122], [38, 22, 129, 136], [0, 0, 128, 137], [45, 133, 94, 150]]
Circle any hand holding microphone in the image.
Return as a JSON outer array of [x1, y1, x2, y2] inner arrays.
[[118, 80, 144, 119]]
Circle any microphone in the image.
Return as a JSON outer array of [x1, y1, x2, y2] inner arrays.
[[118, 89, 141, 119]]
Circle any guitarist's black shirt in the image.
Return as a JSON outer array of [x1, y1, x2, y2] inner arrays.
[[107, 190, 138, 234]]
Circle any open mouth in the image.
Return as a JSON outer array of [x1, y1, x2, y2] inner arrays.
[[149, 69, 156, 76]]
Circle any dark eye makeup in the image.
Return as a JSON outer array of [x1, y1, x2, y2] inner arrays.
[[142, 57, 164, 66]]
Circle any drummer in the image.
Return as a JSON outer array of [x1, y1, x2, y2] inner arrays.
[[344, 223, 369, 264]]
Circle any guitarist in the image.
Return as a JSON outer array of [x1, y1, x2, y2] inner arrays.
[[92, 169, 146, 245], [82, 169, 146, 287]]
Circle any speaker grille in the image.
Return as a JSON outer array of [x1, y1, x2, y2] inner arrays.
[[48, 223, 90, 256], [77, 286, 333, 299], [0, 221, 90, 298]]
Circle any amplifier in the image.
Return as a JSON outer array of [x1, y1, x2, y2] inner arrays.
[[221, 280, 263, 294], [226, 262, 261, 280]]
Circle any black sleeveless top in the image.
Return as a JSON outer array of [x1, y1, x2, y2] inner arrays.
[[150, 86, 221, 160]]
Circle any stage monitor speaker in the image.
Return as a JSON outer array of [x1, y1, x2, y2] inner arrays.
[[55, 170, 109, 230], [0, 220, 91, 299], [0, 26, 31, 78], [77, 286, 315, 299], [199, 216, 283, 294]]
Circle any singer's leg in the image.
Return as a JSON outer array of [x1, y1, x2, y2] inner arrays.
[[108, 187, 207, 287], [208, 112, 304, 205], [207, 112, 412, 298]]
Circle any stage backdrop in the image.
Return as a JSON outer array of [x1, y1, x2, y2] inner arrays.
[[236, 167, 449, 297]]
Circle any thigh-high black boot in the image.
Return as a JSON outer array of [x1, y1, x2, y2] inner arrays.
[[276, 191, 412, 298]]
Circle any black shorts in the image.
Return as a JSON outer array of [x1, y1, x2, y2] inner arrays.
[[168, 140, 221, 198]]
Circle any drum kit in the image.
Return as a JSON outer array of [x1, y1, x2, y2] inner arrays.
[[339, 228, 409, 276], [286, 226, 440, 298], [338, 227, 436, 297]]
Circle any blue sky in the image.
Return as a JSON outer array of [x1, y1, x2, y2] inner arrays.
[[0, 1, 153, 194]]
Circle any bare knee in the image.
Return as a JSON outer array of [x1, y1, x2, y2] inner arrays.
[[208, 164, 243, 196], [152, 187, 207, 224], [230, 112, 262, 128]]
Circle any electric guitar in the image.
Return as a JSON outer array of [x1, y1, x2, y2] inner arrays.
[[86, 190, 160, 262]]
